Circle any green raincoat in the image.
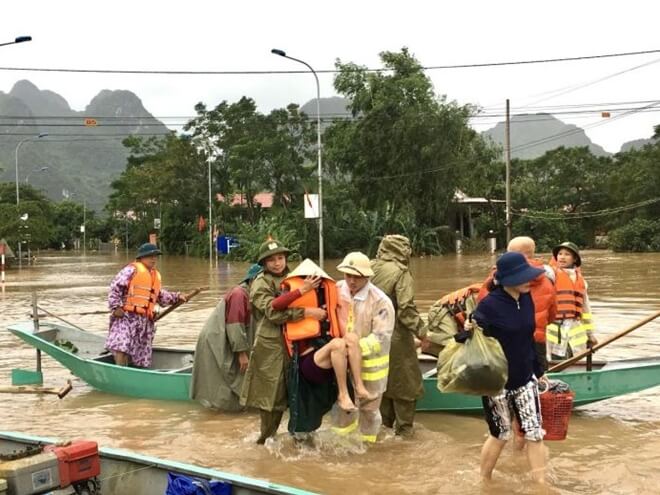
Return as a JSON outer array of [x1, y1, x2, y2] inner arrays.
[[190, 286, 255, 411], [239, 270, 304, 412], [370, 235, 428, 401]]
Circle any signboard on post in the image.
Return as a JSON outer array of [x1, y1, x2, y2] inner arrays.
[[304, 193, 320, 219], [80, 225, 85, 233], [154, 218, 161, 230]]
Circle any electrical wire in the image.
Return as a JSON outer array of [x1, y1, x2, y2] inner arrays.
[[2, 48, 660, 75], [511, 198, 660, 220]]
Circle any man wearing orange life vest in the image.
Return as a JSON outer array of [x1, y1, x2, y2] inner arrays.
[[546, 242, 598, 359], [333, 252, 395, 443], [106, 243, 187, 367]]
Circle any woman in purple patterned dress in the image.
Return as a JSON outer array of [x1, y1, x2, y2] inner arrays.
[[105, 243, 187, 367]]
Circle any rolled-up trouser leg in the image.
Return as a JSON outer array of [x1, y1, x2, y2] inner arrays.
[[257, 409, 284, 444], [380, 396, 395, 429], [393, 398, 416, 437]]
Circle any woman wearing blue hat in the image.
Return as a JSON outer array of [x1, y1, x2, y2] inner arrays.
[[471, 251, 548, 485]]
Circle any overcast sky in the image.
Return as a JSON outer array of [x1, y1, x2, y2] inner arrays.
[[3, 0, 660, 153]]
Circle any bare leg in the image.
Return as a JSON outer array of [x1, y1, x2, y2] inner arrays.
[[313, 338, 356, 411], [480, 435, 507, 481], [113, 351, 129, 366], [512, 417, 525, 451], [526, 440, 547, 484], [344, 333, 377, 401]]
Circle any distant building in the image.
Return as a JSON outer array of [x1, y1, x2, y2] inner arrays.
[[450, 190, 504, 238]]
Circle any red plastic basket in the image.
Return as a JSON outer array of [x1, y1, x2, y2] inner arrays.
[[540, 390, 575, 441]]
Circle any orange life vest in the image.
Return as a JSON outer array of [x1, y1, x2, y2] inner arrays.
[[281, 276, 341, 357], [553, 267, 585, 320], [440, 283, 483, 327], [122, 261, 162, 319]]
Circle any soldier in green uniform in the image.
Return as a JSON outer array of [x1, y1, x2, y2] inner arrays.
[[370, 235, 428, 437], [239, 239, 326, 444]]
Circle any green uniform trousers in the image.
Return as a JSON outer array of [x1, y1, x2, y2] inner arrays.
[[380, 396, 416, 437], [257, 409, 285, 445]]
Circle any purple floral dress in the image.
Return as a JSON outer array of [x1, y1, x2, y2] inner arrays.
[[105, 264, 179, 367]]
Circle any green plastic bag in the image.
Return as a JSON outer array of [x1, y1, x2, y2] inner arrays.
[[436, 326, 508, 396]]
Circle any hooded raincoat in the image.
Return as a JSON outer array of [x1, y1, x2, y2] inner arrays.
[[370, 235, 427, 402], [239, 270, 305, 412], [190, 284, 255, 411]]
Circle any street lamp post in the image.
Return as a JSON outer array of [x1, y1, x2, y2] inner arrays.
[[271, 48, 324, 268], [15, 133, 48, 266], [0, 36, 31, 48], [208, 156, 213, 269]]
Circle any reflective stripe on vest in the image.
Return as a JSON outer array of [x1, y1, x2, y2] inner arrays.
[[281, 276, 340, 357], [122, 262, 161, 319]]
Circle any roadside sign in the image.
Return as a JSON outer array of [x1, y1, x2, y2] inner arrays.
[[304, 194, 320, 219], [84, 118, 98, 127], [80, 225, 85, 233]]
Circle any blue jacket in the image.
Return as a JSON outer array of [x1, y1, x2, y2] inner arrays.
[[473, 287, 543, 390]]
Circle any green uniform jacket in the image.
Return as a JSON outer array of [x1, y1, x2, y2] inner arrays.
[[190, 295, 254, 411], [371, 236, 428, 401], [239, 270, 304, 412]]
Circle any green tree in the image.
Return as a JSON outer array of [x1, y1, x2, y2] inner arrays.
[[325, 48, 497, 241]]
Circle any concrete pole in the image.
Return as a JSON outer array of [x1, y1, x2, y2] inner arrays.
[[505, 99, 512, 244]]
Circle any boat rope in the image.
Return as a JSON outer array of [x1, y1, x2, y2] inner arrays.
[[97, 462, 158, 482], [36, 305, 90, 333]]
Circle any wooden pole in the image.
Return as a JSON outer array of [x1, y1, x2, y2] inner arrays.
[[0, 380, 72, 399], [153, 286, 208, 322], [505, 99, 512, 243], [549, 309, 660, 373]]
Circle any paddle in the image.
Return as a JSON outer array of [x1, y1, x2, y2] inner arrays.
[[153, 286, 208, 322], [548, 309, 660, 373], [0, 379, 73, 399]]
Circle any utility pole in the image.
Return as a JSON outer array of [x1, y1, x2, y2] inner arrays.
[[505, 99, 512, 244], [83, 200, 86, 256]]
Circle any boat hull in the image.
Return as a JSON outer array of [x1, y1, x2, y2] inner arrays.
[[8, 321, 660, 411], [0, 431, 315, 495]]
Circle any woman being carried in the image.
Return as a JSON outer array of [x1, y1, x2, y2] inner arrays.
[[273, 259, 376, 412]]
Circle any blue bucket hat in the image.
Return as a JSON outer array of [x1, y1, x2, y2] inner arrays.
[[136, 243, 161, 259], [242, 263, 263, 283], [495, 252, 544, 287]]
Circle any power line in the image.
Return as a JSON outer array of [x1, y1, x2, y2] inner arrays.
[[512, 198, 660, 220], [2, 48, 660, 75]]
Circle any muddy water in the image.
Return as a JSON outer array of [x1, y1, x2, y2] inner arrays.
[[1, 251, 659, 495]]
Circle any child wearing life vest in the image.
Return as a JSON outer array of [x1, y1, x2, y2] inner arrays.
[[546, 242, 598, 360]]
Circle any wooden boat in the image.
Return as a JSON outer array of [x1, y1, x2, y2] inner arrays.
[[416, 354, 660, 412], [0, 431, 315, 495], [7, 321, 660, 411]]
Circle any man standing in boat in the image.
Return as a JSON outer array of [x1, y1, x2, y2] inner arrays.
[[191, 263, 262, 411], [370, 235, 428, 438], [106, 243, 188, 367]]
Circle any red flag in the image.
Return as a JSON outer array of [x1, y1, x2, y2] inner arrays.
[[197, 216, 207, 232]]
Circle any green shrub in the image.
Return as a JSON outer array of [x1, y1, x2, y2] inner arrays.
[[608, 218, 660, 252]]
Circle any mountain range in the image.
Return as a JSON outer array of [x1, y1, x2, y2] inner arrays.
[[0, 84, 656, 211], [0, 80, 168, 212]]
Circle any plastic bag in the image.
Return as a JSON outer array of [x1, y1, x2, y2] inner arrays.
[[436, 326, 508, 396], [165, 473, 231, 495]]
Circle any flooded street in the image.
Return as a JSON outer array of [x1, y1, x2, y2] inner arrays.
[[1, 251, 659, 494]]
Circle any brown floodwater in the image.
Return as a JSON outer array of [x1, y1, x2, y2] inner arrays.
[[1, 251, 659, 495]]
